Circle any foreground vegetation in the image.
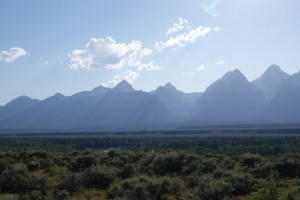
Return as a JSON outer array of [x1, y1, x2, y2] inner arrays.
[[0, 135, 299, 199]]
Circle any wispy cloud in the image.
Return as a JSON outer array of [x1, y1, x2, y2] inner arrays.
[[182, 59, 224, 76], [215, 59, 225, 65], [182, 64, 206, 76], [196, 64, 206, 71], [155, 26, 212, 51], [102, 70, 139, 87], [0, 47, 28, 63], [213, 26, 222, 32], [68, 37, 157, 71], [166, 18, 190, 36], [135, 61, 161, 71], [156, 18, 221, 51]]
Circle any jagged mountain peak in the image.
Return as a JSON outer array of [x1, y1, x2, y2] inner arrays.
[[220, 69, 248, 83], [92, 85, 108, 90], [290, 70, 300, 78], [252, 64, 290, 99], [9, 95, 32, 102], [0, 95, 40, 122], [261, 64, 289, 78], [265, 64, 281, 72], [5, 96, 38, 107], [117, 80, 130, 86], [255, 64, 289, 80], [193, 69, 266, 122], [206, 69, 249, 91], [155, 82, 178, 93], [45, 93, 66, 101], [112, 80, 134, 93], [285, 70, 300, 87], [91, 85, 110, 94], [53, 93, 65, 98], [164, 82, 176, 89], [71, 85, 110, 98]]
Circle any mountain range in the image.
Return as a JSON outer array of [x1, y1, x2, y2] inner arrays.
[[1, 64, 300, 131]]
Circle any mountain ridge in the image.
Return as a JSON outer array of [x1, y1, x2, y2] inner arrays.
[[152, 82, 201, 117], [252, 64, 290, 99], [1, 65, 300, 131], [191, 69, 266, 122]]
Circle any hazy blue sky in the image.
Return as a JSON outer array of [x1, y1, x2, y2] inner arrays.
[[1, 0, 300, 105]]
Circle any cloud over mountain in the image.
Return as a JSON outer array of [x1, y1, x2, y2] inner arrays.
[[102, 70, 140, 87], [68, 37, 155, 70]]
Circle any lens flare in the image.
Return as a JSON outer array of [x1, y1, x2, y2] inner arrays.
[[201, 0, 220, 17]]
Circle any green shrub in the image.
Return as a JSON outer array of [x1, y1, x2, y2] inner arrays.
[[288, 186, 300, 200], [82, 166, 118, 189], [241, 154, 261, 168], [27, 161, 39, 171], [55, 189, 70, 200], [248, 181, 285, 200], [64, 173, 82, 193], [0, 165, 37, 193], [276, 158, 300, 178], [119, 164, 135, 179], [107, 176, 184, 200], [151, 152, 184, 175], [195, 175, 232, 200], [72, 156, 95, 171]]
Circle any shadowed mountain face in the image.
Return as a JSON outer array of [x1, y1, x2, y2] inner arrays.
[[0, 81, 175, 130], [252, 64, 290, 99], [0, 96, 40, 121], [191, 70, 266, 122], [109, 80, 134, 93], [72, 85, 110, 98], [79, 90, 175, 128], [70, 80, 176, 128], [152, 82, 201, 117], [1, 65, 300, 131], [261, 71, 300, 122]]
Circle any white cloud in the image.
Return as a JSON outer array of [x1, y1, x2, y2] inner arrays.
[[102, 70, 139, 87], [68, 37, 156, 70], [140, 48, 152, 57], [166, 18, 190, 36], [135, 61, 161, 71], [182, 64, 206, 75], [215, 60, 225, 65], [196, 64, 206, 71], [213, 26, 222, 32], [0, 47, 28, 63], [155, 26, 212, 51]]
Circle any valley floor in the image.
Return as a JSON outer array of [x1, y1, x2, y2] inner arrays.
[[0, 130, 299, 200]]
